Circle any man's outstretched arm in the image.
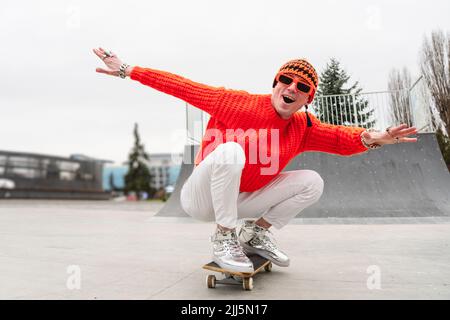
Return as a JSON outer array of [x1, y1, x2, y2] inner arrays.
[[128, 66, 225, 115], [93, 47, 226, 115], [300, 113, 418, 156]]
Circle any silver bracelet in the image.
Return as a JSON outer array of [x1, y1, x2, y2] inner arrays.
[[361, 129, 382, 150], [119, 63, 130, 79]]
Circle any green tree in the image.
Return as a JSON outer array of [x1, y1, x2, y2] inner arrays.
[[316, 58, 375, 128], [124, 123, 153, 199]]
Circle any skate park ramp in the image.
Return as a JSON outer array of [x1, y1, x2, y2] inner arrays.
[[157, 133, 450, 219], [157, 145, 199, 217]]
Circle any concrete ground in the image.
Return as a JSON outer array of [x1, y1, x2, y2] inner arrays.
[[0, 200, 449, 300]]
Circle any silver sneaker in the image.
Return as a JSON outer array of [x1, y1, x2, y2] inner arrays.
[[211, 228, 254, 273], [238, 220, 290, 267]]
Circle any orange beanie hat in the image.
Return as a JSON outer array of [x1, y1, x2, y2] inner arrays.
[[273, 58, 319, 103]]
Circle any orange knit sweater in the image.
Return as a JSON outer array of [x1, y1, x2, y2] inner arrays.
[[130, 66, 368, 192]]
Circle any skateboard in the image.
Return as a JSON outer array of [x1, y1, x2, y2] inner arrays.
[[202, 254, 272, 290]]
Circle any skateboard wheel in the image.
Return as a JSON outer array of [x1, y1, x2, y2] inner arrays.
[[207, 275, 216, 288], [243, 277, 253, 290], [264, 262, 272, 272]]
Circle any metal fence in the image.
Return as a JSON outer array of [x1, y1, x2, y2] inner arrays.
[[185, 76, 435, 144], [185, 103, 210, 145], [409, 75, 437, 132]]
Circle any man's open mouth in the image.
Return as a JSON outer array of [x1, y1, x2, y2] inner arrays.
[[282, 95, 296, 104]]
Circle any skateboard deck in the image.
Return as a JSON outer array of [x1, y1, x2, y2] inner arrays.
[[203, 254, 272, 290]]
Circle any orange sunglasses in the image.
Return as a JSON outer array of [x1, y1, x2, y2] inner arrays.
[[276, 73, 313, 95]]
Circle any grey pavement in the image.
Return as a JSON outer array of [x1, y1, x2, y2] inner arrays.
[[1, 200, 449, 300]]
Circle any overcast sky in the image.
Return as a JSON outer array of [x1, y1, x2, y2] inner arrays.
[[1, 0, 449, 165]]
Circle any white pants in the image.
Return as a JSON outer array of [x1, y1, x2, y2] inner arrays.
[[180, 142, 324, 229]]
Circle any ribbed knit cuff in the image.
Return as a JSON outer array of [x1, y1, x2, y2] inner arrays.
[[129, 66, 147, 82]]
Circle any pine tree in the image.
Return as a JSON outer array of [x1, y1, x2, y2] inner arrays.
[[124, 123, 153, 199], [315, 58, 375, 128]]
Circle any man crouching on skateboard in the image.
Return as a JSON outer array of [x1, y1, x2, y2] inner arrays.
[[93, 47, 418, 273]]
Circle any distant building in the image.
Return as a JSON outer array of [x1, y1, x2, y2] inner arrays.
[[103, 153, 182, 192], [103, 166, 127, 191], [0, 150, 111, 199], [148, 153, 182, 190]]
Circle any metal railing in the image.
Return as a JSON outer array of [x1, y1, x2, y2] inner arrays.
[[409, 75, 436, 132], [185, 103, 210, 145]]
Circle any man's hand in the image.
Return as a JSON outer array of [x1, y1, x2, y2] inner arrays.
[[362, 124, 418, 146], [93, 47, 132, 77]]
